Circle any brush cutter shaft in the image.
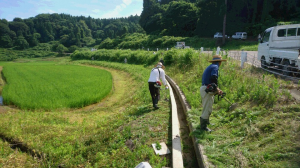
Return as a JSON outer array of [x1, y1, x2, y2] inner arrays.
[[223, 97, 233, 105]]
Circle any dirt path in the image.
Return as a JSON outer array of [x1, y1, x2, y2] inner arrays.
[[75, 65, 136, 112]]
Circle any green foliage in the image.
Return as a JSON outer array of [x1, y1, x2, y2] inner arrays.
[[141, 0, 300, 37], [56, 44, 68, 54], [0, 13, 144, 50], [71, 49, 159, 65], [14, 36, 29, 50], [0, 43, 54, 61], [68, 45, 78, 53], [155, 141, 162, 150], [97, 33, 258, 50], [2, 63, 112, 110], [0, 35, 13, 48]]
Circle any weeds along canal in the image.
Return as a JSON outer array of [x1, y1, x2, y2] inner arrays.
[[172, 86, 199, 168]]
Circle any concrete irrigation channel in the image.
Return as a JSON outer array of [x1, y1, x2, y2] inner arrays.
[[166, 75, 210, 168]]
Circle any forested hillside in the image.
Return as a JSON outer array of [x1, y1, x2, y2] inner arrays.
[[0, 14, 144, 49], [1, 0, 300, 52], [140, 0, 300, 37]]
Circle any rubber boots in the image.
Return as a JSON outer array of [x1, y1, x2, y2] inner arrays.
[[153, 97, 159, 109], [200, 117, 212, 132]]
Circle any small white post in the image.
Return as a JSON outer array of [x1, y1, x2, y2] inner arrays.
[[241, 51, 247, 69], [148, 48, 149, 51], [216, 46, 220, 55], [200, 47, 203, 53], [167, 48, 168, 51], [157, 48, 158, 51]]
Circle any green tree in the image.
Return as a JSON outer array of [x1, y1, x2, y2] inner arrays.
[[161, 1, 197, 36], [68, 45, 78, 53], [14, 36, 29, 50], [0, 23, 11, 36], [81, 37, 95, 46], [27, 33, 41, 47], [9, 21, 29, 36], [0, 35, 13, 48], [56, 44, 68, 54]]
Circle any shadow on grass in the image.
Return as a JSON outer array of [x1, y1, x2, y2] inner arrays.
[[129, 105, 153, 117]]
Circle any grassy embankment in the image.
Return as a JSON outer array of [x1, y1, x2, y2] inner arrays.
[[71, 48, 300, 167], [0, 58, 172, 167], [165, 49, 300, 167]]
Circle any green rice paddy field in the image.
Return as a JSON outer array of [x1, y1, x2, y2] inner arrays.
[[1, 62, 112, 110]]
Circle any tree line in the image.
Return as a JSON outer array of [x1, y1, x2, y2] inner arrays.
[[140, 0, 300, 37], [0, 13, 145, 50], [0, 0, 299, 52]]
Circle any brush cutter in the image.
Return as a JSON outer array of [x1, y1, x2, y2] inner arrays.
[[220, 93, 238, 111]]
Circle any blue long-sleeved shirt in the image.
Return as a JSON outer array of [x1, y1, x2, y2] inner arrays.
[[202, 63, 219, 86]]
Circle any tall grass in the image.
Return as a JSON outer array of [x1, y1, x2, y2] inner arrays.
[[2, 63, 112, 110]]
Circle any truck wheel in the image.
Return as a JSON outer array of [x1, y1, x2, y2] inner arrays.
[[261, 57, 266, 68], [282, 60, 291, 76]]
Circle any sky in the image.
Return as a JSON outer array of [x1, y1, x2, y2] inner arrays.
[[0, 0, 144, 21]]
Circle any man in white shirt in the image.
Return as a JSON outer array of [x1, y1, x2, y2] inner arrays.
[[148, 62, 168, 109]]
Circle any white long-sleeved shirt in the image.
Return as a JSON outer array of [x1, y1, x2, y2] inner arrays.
[[148, 67, 167, 86]]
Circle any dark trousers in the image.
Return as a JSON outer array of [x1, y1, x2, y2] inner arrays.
[[148, 82, 160, 106]]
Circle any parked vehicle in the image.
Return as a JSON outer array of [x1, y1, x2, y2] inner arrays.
[[175, 42, 190, 49], [258, 24, 300, 76], [214, 32, 227, 38], [232, 32, 247, 40]]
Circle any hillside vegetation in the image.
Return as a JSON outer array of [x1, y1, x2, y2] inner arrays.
[[0, 13, 143, 50], [1, 0, 299, 61], [141, 0, 300, 37]]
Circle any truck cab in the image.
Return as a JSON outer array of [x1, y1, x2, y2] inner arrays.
[[258, 24, 300, 75]]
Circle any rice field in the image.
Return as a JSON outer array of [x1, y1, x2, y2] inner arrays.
[[2, 62, 112, 110]]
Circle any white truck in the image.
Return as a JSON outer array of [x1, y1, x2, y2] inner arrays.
[[258, 24, 300, 76], [232, 32, 247, 40]]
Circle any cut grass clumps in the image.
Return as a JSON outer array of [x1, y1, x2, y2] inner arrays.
[[2, 62, 112, 110]]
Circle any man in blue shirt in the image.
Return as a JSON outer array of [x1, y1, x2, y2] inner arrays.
[[200, 55, 227, 132]]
